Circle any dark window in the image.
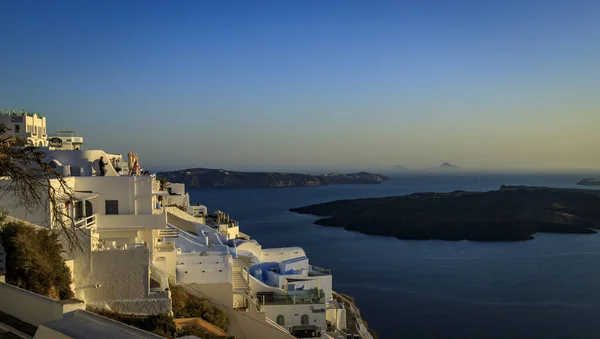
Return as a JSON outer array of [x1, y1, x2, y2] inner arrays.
[[276, 315, 285, 326], [14, 124, 20, 133], [301, 314, 309, 325], [74, 201, 83, 220], [85, 201, 94, 217], [105, 200, 119, 215]]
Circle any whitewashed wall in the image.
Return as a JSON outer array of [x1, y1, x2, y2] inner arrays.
[[326, 303, 347, 332], [262, 303, 327, 331], [176, 252, 230, 284], [261, 247, 306, 262], [0, 282, 85, 326]]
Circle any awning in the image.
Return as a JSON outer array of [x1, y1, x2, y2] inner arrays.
[[152, 190, 169, 196], [58, 192, 100, 201], [73, 192, 100, 200]]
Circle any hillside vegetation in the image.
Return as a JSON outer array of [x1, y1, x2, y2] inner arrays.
[[91, 285, 231, 339], [0, 219, 73, 300]]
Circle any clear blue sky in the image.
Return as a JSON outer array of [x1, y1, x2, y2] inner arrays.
[[1, 0, 599, 172]]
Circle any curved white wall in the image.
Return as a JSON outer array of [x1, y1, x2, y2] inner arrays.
[[236, 241, 262, 260], [261, 247, 306, 262], [46, 150, 119, 176]]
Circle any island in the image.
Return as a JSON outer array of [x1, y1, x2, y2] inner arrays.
[[290, 186, 600, 241], [157, 168, 390, 188], [578, 178, 600, 186], [439, 162, 460, 169]]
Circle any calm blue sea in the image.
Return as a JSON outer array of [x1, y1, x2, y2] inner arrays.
[[188, 173, 600, 339]]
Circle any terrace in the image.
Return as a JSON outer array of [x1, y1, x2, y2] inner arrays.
[[257, 289, 326, 306]]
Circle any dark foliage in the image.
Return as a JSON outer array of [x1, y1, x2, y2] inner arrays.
[[0, 221, 73, 300], [170, 284, 229, 330]]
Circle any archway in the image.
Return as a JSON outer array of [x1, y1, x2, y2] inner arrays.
[[301, 314, 309, 325], [276, 315, 285, 326]]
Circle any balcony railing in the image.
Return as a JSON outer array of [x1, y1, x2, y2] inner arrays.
[[258, 289, 326, 306], [73, 214, 97, 230], [309, 265, 331, 276], [154, 241, 176, 252]]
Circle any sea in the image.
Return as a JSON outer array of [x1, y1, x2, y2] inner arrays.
[[188, 173, 600, 339]]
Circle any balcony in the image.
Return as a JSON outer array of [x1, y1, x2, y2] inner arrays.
[[73, 214, 97, 230], [309, 265, 331, 276], [257, 289, 326, 306], [96, 213, 167, 230], [154, 241, 176, 253]]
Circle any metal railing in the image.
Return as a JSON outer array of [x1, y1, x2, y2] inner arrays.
[[258, 289, 326, 306]]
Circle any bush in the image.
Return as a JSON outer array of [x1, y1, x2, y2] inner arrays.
[[0, 221, 73, 300], [170, 284, 228, 330]]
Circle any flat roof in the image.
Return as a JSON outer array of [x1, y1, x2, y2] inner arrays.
[[281, 256, 308, 264], [41, 310, 164, 338]]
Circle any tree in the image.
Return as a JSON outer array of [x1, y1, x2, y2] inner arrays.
[[0, 221, 74, 299], [0, 122, 78, 249]]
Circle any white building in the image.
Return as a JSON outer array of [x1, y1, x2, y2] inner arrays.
[[0, 110, 47, 146], [48, 130, 84, 150], [0, 145, 348, 339]]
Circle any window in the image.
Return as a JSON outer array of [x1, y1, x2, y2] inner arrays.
[[276, 315, 285, 326], [14, 124, 20, 133], [74, 201, 83, 220], [105, 200, 119, 215], [301, 314, 309, 325], [85, 201, 94, 217]]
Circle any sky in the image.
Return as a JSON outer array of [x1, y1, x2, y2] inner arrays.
[[1, 0, 599, 172]]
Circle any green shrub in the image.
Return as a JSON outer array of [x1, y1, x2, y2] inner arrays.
[[170, 284, 229, 330], [0, 221, 73, 300]]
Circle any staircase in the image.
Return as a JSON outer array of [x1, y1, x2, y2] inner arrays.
[[159, 229, 179, 239], [232, 269, 249, 291], [232, 257, 252, 268]]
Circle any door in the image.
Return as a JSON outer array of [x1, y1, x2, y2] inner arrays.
[[85, 201, 93, 217]]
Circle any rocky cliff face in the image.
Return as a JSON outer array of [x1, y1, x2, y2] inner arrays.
[[157, 168, 390, 188], [290, 186, 600, 241]]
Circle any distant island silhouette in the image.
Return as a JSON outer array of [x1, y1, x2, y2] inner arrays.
[[578, 178, 600, 186], [157, 168, 390, 188], [290, 186, 600, 241], [439, 162, 460, 169]]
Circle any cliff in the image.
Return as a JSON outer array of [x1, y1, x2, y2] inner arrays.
[[577, 178, 600, 186], [157, 168, 390, 188], [290, 186, 600, 241]]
